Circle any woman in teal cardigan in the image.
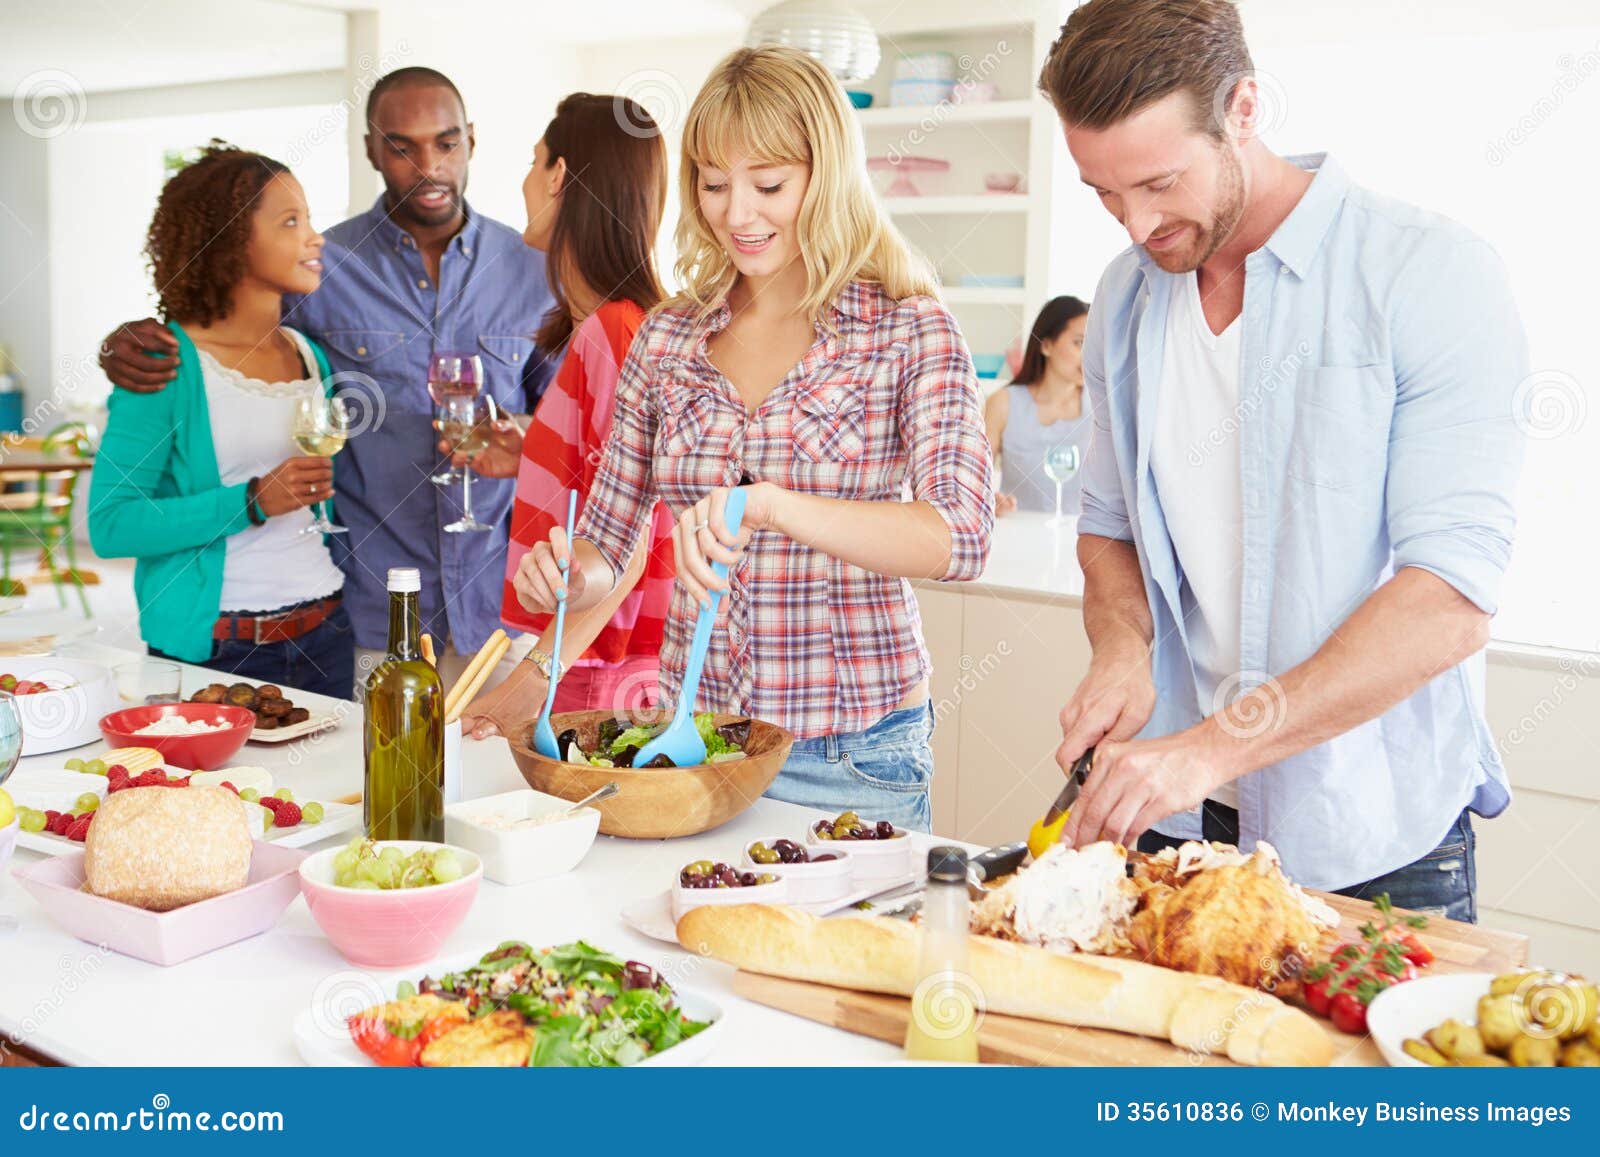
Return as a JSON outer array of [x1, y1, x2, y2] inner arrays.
[[89, 143, 354, 699]]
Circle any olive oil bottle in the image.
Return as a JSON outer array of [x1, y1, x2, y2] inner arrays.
[[904, 846, 981, 1063], [363, 567, 444, 841]]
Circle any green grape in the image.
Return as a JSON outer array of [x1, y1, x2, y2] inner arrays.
[[301, 802, 324, 824], [357, 858, 388, 885], [350, 879, 381, 890], [378, 846, 405, 868], [20, 809, 47, 833], [261, 810, 273, 834], [74, 793, 100, 813], [274, 788, 294, 801], [240, 788, 260, 803], [430, 851, 462, 884], [83, 759, 106, 776], [332, 847, 358, 875], [64, 758, 85, 773]]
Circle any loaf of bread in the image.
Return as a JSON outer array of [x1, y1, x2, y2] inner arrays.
[[677, 904, 1333, 1066], [84, 785, 252, 911]]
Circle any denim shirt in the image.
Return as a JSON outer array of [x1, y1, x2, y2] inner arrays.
[[1077, 154, 1529, 890], [282, 197, 554, 652]]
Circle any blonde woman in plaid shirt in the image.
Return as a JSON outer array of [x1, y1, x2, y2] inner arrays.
[[515, 46, 995, 830]]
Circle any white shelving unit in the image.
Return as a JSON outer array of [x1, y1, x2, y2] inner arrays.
[[850, 0, 1070, 379]]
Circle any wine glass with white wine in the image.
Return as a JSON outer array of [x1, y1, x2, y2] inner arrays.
[[1042, 443, 1082, 528], [0, 691, 21, 788], [440, 393, 497, 534], [292, 393, 350, 535]]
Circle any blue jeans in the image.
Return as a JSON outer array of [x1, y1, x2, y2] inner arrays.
[[765, 703, 935, 832], [152, 602, 356, 702], [1137, 804, 1478, 923]]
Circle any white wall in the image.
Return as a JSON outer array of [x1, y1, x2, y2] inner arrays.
[[0, 121, 53, 412]]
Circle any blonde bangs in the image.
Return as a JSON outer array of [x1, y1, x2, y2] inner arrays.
[[673, 45, 939, 324]]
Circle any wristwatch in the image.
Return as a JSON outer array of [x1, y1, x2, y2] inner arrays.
[[526, 649, 554, 679]]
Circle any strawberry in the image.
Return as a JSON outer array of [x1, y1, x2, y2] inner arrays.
[[269, 800, 302, 828], [66, 815, 93, 842]]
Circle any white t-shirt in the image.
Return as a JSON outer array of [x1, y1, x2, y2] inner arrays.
[[1149, 273, 1243, 810], [200, 327, 345, 615]]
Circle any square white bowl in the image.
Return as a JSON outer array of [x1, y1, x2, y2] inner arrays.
[[443, 789, 600, 886], [805, 820, 917, 881], [740, 836, 856, 905], [670, 873, 787, 924]]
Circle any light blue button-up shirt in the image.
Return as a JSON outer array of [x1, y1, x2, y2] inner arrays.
[[282, 197, 554, 653], [1077, 154, 1528, 890]]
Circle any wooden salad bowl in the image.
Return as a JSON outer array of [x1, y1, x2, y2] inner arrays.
[[507, 710, 794, 839]]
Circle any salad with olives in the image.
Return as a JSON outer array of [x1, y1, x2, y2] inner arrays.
[[811, 810, 904, 841], [557, 713, 751, 769]]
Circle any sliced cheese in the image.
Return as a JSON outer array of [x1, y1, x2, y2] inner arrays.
[[98, 747, 164, 774], [190, 766, 274, 796]]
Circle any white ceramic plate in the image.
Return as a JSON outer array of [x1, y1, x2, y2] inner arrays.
[[13, 786, 360, 856], [0, 611, 97, 656], [291, 968, 724, 1067], [1366, 972, 1497, 1067], [248, 712, 342, 744], [621, 869, 921, 944]]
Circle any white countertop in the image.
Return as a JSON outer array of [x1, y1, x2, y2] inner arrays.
[[0, 642, 915, 1067]]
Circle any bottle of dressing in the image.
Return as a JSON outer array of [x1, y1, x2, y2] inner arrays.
[[904, 846, 981, 1063]]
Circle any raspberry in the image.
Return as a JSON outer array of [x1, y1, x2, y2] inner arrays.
[[66, 815, 93, 842], [218, 781, 239, 794], [48, 811, 74, 836], [132, 771, 163, 788], [43, 809, 62, 826], [269, 800, 302, 828], [106, 764, 127, 778], [257, 795, 282, 813]]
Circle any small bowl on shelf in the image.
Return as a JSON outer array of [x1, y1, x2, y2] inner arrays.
[[742, 836, 856, 904], [97, 703, 255, 771], [805, 818, 916, 882], [671, 867, 788, 924], [444, 788, 600, 885], [298, 840, 483, 968], [846, 90, 874, 109], [984, 171, 1024, 194], [971, 353, 1008, 381]]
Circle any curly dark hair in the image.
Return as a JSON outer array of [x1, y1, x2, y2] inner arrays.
[[145, 140, 290, 326]]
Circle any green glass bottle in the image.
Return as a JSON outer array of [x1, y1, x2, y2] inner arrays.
[[363, 567, 444, 841]]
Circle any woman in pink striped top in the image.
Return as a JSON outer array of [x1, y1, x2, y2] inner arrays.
[[454, 94, 676, 738], [514, 47, 994, 830]]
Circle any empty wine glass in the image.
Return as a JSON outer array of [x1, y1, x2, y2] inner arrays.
[[1042, 443, 1082, 527], [441, 393, 497, 534], [428, 353, 484, 485], [291, 394, 350, 534], [0, 691, 21, 787]]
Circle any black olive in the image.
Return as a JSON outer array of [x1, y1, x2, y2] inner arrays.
[[641, 753, 675, 768], [613, 744, 639, 768], [555, 728, 579, 761]]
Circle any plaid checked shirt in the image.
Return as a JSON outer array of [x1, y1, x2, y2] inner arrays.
[[576, 280, 994, 740]]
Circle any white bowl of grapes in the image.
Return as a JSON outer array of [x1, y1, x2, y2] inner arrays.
[[298, 838, 483, 968]]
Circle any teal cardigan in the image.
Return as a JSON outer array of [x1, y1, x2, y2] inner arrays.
[[88, 322, 334, 662]]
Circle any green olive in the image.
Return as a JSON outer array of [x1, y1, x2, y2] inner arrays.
[[683, 859, 716, 876], [756, 873, 778, 885], [837, 811, 860, 825], [832, 822, 853, 840], [752, 847, 780, 864]]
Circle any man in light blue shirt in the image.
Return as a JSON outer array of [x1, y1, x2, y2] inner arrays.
[[1040, 0, 1527, 918]]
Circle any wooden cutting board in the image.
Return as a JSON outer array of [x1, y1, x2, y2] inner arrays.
[[731, 891, 1530, 1067]]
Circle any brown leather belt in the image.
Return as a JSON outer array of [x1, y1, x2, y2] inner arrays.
[[214, 595, 342, 644]]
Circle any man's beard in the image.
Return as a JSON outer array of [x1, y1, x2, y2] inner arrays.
[[1149, 145, 1246, 274]]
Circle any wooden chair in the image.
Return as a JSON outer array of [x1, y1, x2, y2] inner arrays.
[[0, 422, 93, 615]]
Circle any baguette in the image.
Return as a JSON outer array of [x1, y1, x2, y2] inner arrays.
[[677, 904, 1332, 1066]]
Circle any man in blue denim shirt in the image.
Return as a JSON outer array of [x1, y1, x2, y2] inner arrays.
[[100, 68, 554, 691], [1039, 0, 1527, 920]]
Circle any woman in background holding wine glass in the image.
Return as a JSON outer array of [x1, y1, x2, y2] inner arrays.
[[450, 93, 677, 737], [984, 295, 1093, 518], [89, 143, 355, 699]]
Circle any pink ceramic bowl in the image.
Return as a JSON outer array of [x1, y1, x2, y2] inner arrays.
[[98, 703, 255, 770], [298, 841, 482, 968]]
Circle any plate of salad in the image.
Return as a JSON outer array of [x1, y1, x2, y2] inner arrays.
[[557, 712, 750, 769], [292, 940, 723, 1067]]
